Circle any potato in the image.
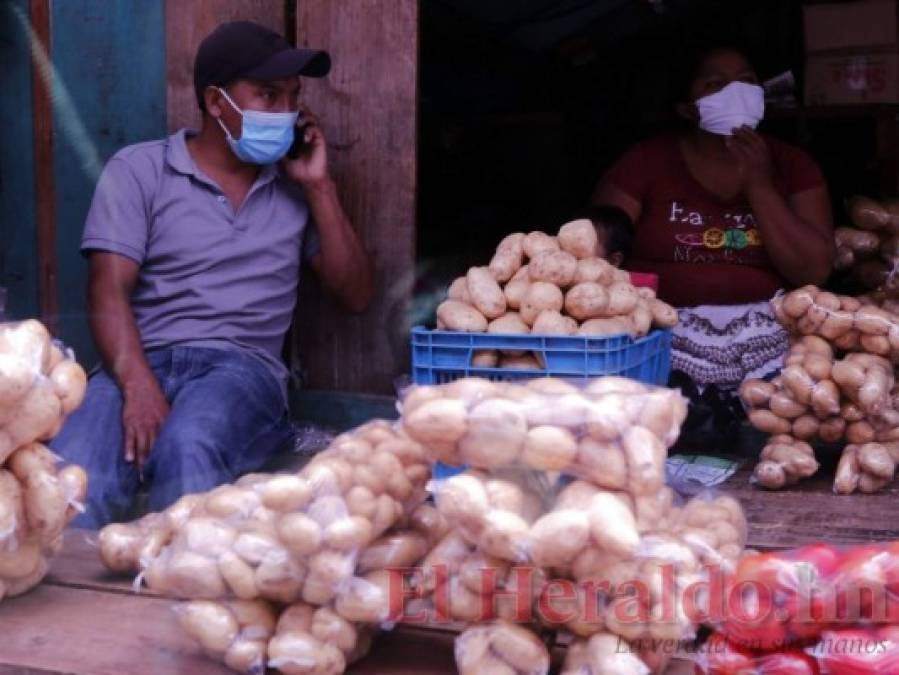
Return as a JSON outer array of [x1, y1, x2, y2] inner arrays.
[[324, 516, 373, 552], [529, 509, 590, 567], [436, 473, 489, 534], [503, 277, 530, 310], [478, 510, 530, 562], [456, 622, 550, 675], [621, 426, 665, 495], [224, 639, 267, 673], [335, 570, 393, 623], [268, 632, 345, 675], [629, 301, 653, 337], [565, 283, 609, 321], [748, 409, 791, 435], [739, 379, 774, 407], [834, 445, 861, 494], [48, 360, 87, 415], [177, 600, 239, 654], [850, 196, 892, 230], [557, 219, 599, 259], [0, 354, 35, 409], [488, 312, 530, 336], [277, 514, 322, 556], [529, 250, 578, 287], [0, 539, 41, 579], [0, 471, 24, 546], [499, 353, 542, 370], [311, 606, 358, 655], [531, 309, 577, 335], [257, 475, 312, 513], [588, 492, 639, 557], [769, 392, 806, 419], [0, 320, 51, 372], [578, 317, 631, 336], [604, 281, 639, 316], [488, 249, 523, 284], [519, 282, 564, 326], [522, 231, 559, 258], [467, 266, 507, 319], [160, 549, 227, 598], [576, 438, 628, 491], [5, 386, 62, 447], [858, 443, 896, 479], [403, 398, 468, 445], [436, 300, 488, 332], [458, 398, 527, 469], [820, 417, 848, 444], [255, 551, 305, 603], [357, 532, 428, 573], [22, 471, 68, 543], [521, 425, 577, 471], [575, 257, 615, 285], [650, 299, 678, 328]]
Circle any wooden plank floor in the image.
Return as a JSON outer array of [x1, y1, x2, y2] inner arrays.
[[720, 450, 899, 551]]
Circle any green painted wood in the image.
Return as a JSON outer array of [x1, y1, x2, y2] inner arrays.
[[49, 0, 166, 365], [0, 0, 39, 321]]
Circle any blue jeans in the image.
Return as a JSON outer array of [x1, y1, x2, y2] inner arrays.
[[50, 347, 294, 529]]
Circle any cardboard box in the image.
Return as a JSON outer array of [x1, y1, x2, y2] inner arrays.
[[805, 51, 899, 104], [803, 1, 899, 104], [804, 0, 899, 52]]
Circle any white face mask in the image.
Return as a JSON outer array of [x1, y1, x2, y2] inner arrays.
[[696, 81, 765, 136]]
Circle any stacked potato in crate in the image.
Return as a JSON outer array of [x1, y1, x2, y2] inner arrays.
[[0, 320, 88, 600], [741, 284, 899, 493], [437, 220, 677, 369]]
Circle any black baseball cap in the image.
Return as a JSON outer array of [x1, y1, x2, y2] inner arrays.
[[194, 21, 331, 110]]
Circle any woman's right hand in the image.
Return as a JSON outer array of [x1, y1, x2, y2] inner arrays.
[[121, 372, 170, 476]]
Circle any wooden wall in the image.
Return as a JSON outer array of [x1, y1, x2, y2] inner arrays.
[[294, 0, 418, 394], [165, 0, 285, 132]]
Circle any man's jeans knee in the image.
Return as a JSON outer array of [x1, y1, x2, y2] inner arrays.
[[50, 347, 293, 528]]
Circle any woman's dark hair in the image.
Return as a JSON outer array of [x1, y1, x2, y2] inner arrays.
[[671, 35, 759, 104], [583, 205, 633, 260]]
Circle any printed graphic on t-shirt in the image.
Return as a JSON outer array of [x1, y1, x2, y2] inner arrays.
[[667, 199, 764, 266]]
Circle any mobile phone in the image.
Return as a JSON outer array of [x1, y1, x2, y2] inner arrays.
[[287, 114, 310, 159]]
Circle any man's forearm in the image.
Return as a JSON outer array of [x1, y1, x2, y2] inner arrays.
[[88, 290, 154, 393], [304, 177, 374, 311]]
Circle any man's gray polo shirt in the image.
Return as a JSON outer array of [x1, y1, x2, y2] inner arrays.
[[81, 129, 319, 401]]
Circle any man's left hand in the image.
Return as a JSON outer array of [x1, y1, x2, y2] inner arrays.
[[281, 105, 330, 186], [726, 126, 774, 193]]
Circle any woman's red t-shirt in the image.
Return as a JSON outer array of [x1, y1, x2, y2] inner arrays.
[[602, 133, 825, 307]]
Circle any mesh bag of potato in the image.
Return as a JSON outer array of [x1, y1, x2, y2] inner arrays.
[[834, 196, 899, 295], [103, 421, 432, 608], [400, 376, 747, 673], [742, 288, 899, 492], [0, 320, 89, 602], [436, 221, 677, 371]]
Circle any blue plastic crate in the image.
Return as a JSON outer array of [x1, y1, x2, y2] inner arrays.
[[410, 325, 672, 386]]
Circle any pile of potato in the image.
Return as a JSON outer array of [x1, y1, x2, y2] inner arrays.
[[834, 442, 899, 494], [834, 196, 899, 293], [0, 320, 88, 601], [436, 221, 678, 369], [752, 435, 819, 489]]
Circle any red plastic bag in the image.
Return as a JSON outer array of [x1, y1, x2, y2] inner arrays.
[[696, 633, 820, 674], [816, 625, 899, 675]]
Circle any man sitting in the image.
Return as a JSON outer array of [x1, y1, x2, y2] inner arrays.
[[51, 21, 373, 528]]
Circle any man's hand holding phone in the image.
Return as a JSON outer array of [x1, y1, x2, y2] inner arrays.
[[282, 105, 329, 186]]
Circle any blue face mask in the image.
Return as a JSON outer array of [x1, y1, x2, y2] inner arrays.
[[216, 88, 298, 164]]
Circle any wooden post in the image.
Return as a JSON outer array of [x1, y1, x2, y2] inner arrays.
[[165, 0, 285, 131], [295, 0, 418, 393], [29, 0, 58, 334]]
